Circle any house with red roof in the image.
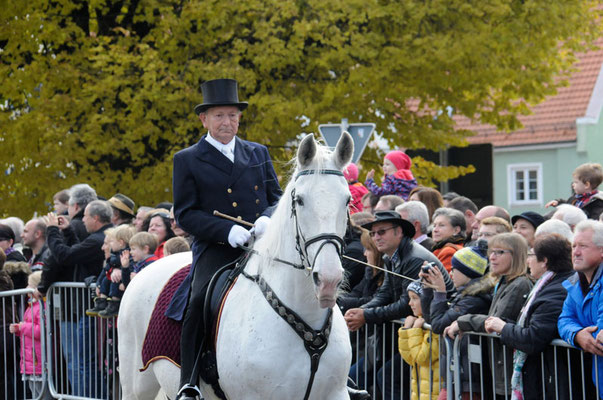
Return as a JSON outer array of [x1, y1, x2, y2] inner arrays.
[[455, 42, 603, 215]]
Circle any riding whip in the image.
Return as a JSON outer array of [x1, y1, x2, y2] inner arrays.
[[213, 210, 255, 228], [213, 211, 433, 286]]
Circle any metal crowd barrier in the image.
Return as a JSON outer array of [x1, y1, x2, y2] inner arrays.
[[1, 288, 48, 400], [452, 331, 602, 400], [45, 282, 120, 400], [349, 319, 442, 400], [5, 282, 603, 400]]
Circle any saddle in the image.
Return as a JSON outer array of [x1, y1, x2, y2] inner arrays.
[[197, 255, 248, 398]]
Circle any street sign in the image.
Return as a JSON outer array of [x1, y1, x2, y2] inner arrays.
[[318, 122, 376, 164]]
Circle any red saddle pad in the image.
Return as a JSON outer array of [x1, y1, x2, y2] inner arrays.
[[140, 264, 191, 371]]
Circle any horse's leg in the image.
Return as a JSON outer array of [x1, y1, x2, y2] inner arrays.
[[150, 360, 180, 399]]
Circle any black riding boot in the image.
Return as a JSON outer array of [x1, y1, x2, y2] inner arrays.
[[347, 377, 371, 400]]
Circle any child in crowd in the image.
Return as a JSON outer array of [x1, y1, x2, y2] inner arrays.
[[546, 162, 603, 220], [120, 231, 158, 282], [344, 163, 369, 214], [163, 236, 190, 256], [398, 281, 439, 400], [86, 224, 136, 318], [9, 271, 51, 399], [420, 245, 492, 400], [365, 150, 417, 200]]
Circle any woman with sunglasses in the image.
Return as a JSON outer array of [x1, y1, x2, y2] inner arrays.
[[483, 234, 574, 399], [445, 232, 533, 399]]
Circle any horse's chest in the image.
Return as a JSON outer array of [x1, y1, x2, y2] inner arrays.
[[216, 284, 351, 399]]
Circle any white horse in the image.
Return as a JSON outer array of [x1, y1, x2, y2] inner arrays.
[[118, 132, 354, 399]]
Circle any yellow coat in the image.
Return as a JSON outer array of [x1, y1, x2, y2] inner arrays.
[[398, 327, 440, 400]]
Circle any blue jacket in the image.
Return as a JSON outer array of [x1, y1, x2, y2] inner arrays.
[[165, 135, 281, 320], [558, 265, 603, 398]]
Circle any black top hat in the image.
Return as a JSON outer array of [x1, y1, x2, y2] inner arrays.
[[511, 211, 545, 230], [361, 210, 416, 238], [194, 79, 249, 115]]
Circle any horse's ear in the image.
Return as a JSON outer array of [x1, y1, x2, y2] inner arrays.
[[297, 134, 317, 168], [334, 131, 354, 169]]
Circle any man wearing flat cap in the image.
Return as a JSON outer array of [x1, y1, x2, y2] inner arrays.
[[167, 78, 282, 399]]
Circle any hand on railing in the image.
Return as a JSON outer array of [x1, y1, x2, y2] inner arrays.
[[575, 326, 603, 356], [444, 320, 460, 339], [484, 316, 506, 334]]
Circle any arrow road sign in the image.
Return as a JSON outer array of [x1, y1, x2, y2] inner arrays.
[[318, 122, 376, 164]]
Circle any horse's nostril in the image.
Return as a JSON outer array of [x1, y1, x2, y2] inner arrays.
[[312, 272, 321, 286]]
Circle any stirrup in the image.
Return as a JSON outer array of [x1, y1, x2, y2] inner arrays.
[[177, 384, 202, 398]]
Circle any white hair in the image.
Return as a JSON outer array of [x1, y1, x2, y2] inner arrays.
[[575, 220, 603, 247], [0, 217, 24, 244], [535, 219, 574, 243], [552, 204, 587, 229], [396, 201, 429, 234]]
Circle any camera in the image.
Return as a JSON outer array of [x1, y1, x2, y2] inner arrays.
[[421, 262, 437, 274]]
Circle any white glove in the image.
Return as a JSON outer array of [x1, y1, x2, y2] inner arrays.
[[251, 216, 271, 238], [227, 225, 251, 248]]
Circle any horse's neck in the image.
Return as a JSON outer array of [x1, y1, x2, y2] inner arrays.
[[246, 245, 329, 330]]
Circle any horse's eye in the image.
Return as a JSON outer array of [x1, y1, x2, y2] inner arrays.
[[296, 196, 304, 206], [346, 196, 351, 205]]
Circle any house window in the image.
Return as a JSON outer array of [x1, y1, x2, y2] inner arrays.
[[508, 163, 542, 206]]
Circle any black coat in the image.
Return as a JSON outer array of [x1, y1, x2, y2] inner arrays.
[[45, 224, 110, 284], [361, 237, 454, 323], [341, 227, 366, 292], [338, 267, 384, 313], [425, 276, 494, 393], [166, 135, 282, 320], [499, 270, 574, 400]]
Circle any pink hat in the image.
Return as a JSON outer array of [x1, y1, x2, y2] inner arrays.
[[384, 151, 414, 180], [344, 163, 359, 182]]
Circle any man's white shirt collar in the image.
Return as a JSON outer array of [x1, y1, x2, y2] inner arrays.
[[205, 133, 235, 162]]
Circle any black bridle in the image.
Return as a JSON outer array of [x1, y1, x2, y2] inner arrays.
[[241, 167, 348, 400], [291, 169, 347, 273]]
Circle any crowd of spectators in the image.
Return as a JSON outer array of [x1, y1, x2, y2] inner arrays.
[[339, 160, 603, 399], [0, 184, 191, 398], [2, 156, 603, 399]]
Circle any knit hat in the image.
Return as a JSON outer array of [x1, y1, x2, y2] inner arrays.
[[451, 246, 488, 279], [344, 163, 359, 182], [407, 281, 423, 296], [384, 151, 414, 180]]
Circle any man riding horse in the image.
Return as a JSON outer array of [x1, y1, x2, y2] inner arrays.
[[168, 78, 282, 400]]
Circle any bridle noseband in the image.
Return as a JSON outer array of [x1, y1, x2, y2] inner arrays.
[[291, 169, 347, 273]]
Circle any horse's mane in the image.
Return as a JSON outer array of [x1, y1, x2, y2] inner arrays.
[[253, 141, 338, 265]]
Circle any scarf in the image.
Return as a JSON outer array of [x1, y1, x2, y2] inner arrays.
[[574, 190, 599, 208], [510, 270, 554, 400]]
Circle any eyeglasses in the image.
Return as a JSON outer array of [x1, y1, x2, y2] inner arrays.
[[369, 226, 397, 238], [488, 249, 513, 257], [527, 251, 536, 257]]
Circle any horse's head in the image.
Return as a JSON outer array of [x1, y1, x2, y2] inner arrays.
[[292, 132, 354, 308]]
